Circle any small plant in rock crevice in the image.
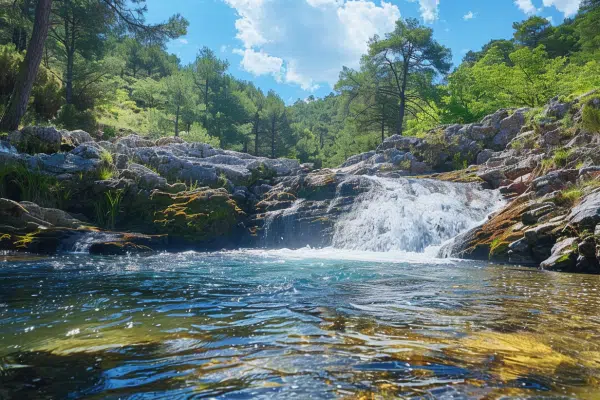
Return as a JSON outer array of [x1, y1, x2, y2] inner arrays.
[[94, 189, 124, 230]]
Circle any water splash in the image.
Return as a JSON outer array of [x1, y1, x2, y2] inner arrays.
[[69, 231, 120, 253], [332, 177, 503, 252]]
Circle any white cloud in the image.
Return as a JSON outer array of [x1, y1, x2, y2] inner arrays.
[[306, 0, 343, 7], [514, 0, 537, 14], [418, 0, 440, 22], [232, 48, 284, 81], [178, 38, 189, 45], [542, 0, 582, 16], [407, 0, 440, 22], [514, 0, 582, 16], [463, 11, 474, 20], [224, 0, 401, 91]]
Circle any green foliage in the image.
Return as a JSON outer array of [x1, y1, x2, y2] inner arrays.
[[55, 104, 98, 133], [97, 167, 115, 181], [94, 189, 124, 230], [0, 163, 65, 208], [553, 148, 572, 168], [554, 187, 584, 207], [582, 101, 600, 133], [1, 0, 599, 171], [181, 123, 220, 147]]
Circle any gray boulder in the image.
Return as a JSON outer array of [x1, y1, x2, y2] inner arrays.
[[62, 130, 93, 147], [9, 126, 62, 154], [568, 191, 600, 230], [540, 237, 578, 271]]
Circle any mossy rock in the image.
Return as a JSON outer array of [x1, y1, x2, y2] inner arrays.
[[89, 241, 153, 255], [151, 188, 245, 243]]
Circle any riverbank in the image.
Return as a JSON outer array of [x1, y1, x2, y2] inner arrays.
[[1, 92, 599, 273]]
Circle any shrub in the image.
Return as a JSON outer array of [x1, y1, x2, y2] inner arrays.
[[582, 102, 600, 133], [0, 163, 66, 208], [97, 166, 115, 181], [55, 104, 98, 134]]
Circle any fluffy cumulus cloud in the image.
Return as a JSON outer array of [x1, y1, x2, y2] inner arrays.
[[463, 11, 474, 20], [514, 0, 537, 14], [224, 0, 400, 91], [514, 0, 582, 16], [542, 0, 582, 16], [406, 0, 440, 22]]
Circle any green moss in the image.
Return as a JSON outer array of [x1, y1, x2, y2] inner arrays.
[[151, 189, 244, 242], [490, 237, 510, 258]]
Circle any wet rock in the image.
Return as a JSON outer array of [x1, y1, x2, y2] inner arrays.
[[578, 236, 596, 258], [0, 140, 18, 154], [508, 238, 535, 264], [540, 237, 578, 271], [575, 255, 600, 273], [88, 241, 153, 255], [524, 221, 563, 245], [19, 201, 86, 229], [150, 188, 246, 246], [568, 191, 600, 231], [8, 126, 62, 154]]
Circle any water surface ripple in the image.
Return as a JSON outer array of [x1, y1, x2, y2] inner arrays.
[[1, 250, 599, 399]]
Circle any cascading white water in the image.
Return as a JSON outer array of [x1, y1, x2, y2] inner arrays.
[[70, 231, 120, 253], [332, 176, 503, 253]]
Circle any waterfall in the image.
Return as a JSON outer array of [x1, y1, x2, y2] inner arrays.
[[68, 231, 120, 253], [331, 177, 502, 253]]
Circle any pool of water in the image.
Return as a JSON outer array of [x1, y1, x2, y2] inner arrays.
[[1, 249, 599, 399]]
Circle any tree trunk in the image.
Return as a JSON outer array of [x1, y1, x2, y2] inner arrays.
[[0, 0, 53, 131], [65, 50, 75, 104], [174, 103, 180, 137], [253, 113, 260, 156], [396, 64, 409, 136]]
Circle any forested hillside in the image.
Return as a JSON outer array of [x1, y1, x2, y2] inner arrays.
[[1, 0, 599, 168]]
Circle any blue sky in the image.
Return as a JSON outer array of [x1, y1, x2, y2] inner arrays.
[[144, 0, 582, 103]]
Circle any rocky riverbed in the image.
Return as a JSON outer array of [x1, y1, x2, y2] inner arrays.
[[1, 91, 599, 273]]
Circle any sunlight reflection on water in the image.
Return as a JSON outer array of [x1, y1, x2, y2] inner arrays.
[[0, 250, 599, 399]]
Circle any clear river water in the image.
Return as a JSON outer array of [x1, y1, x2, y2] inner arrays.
[[1, 249, 600, 399]]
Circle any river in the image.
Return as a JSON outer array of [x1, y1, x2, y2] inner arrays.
[[1, 249, 599, 399]]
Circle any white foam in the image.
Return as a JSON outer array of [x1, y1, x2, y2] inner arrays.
[[217, 247, 458, 265]]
